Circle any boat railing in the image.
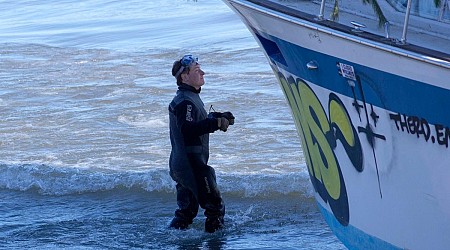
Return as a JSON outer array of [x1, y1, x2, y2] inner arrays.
[[318, 0, 326, 21], [400, 0, 413, 44], [316, 0, 414, 45]]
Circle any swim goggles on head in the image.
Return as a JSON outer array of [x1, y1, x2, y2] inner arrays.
[[174, 54, 198, 78]]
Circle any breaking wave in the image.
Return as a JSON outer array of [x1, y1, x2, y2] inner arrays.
[[0, 163, 313, 197]]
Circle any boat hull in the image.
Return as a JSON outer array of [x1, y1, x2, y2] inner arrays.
[[224, 0, 450, 249]]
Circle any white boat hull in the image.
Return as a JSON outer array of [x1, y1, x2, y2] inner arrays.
[[224, 0, 450, 249]]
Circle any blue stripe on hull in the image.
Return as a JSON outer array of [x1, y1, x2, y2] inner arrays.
[[316, 203, 401, 250], [252, 29, 450, 249], [255, 31, 450, 127]]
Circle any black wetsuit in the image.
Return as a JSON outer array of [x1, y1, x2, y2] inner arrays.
[[168, 83, 225, 225]]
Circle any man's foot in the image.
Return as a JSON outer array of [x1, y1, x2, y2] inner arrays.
[[205, 217, 224, 233], [169, 217, 190, 230]]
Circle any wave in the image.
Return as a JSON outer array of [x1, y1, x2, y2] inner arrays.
[[117, 114, 168, 128], [0, 163, 313, 198]]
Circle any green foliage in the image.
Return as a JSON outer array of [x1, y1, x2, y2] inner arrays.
[[331, 0, 387, 27], [330, 0, 444, 27], [362, 0, 387, 26]]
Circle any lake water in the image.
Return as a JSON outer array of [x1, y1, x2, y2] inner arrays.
[[0, 0, 345, 249]]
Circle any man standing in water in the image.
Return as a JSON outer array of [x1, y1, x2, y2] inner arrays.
[[168, 54, 235, 233]]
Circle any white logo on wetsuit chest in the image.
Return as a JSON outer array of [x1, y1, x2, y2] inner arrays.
[[186, 104, 193, 122]]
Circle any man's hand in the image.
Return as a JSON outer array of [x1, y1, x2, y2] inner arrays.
[[221, 112, 235, 125], [217, 117, 230, 132], [209, 111, 235, 125]]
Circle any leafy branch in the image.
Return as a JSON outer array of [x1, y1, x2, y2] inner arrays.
[[330, 0, 444, 28], [331, 0, 387, 27]]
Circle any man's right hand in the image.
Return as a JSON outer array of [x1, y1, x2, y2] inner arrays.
[[217, 117, 230, 132]]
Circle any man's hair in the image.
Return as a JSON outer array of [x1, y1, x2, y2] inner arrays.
[[172, 60, 186, 86]]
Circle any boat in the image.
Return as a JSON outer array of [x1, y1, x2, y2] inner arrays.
[[221, 0, 450, 249]]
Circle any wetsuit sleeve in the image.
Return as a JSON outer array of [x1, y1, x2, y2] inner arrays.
[[173, 100, 219, 136]]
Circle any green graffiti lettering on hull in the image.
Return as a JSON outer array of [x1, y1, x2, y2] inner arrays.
[[276, 71, 363, 226]]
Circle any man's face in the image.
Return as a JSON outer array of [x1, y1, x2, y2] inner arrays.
[[183, 63, 205, 89]]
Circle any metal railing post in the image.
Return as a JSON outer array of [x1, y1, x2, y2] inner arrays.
[[400, 0, 413, 44], [318, 0, 326, 20]]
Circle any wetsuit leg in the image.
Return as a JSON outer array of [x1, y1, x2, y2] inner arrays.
[[170, 183, 199, 229], [192, 163, 225, 232]]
